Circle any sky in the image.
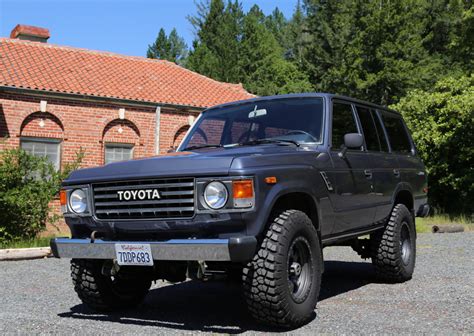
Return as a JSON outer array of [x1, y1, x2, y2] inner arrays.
[[0, 0, 297, 57]]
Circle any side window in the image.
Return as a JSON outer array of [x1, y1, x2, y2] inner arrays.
[[355, 106, 380, 151], [372, 110, 389, 152], [21, 138, 61, 170], [381, 113, 412, 153], [105, 144, 133, 164], [331, 102, 359, 149]]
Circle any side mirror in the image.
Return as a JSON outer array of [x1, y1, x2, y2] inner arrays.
[[338, 133, 363, 158], [344, 133, 363, 148]]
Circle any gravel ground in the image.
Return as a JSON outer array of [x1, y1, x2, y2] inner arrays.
[[0, 232, 473, 335]]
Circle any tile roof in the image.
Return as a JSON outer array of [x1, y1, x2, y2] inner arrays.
[[0, 38, 255, 108]]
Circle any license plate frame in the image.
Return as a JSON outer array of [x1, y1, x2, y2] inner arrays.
[[115, 243, 154, 266]]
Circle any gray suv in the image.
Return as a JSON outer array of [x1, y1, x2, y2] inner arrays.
[[51, 93, 429, 328]]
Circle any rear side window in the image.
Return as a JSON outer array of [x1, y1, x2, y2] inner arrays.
[[355, 106, 380, 151], [372, 110, 389, 152], [381, 113, 412, 153], [332, 102, 359, 149]]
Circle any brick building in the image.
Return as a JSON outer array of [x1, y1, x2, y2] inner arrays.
[[0, 25, 254, 166], [0, 25, 254, 234]]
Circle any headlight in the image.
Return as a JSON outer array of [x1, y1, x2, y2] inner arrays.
[[204, 181, 228, 209], [69, 189, 88, 213]]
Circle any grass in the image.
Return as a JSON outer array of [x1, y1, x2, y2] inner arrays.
[[0, 236, 55, 249], [416, 214, 474, 233]]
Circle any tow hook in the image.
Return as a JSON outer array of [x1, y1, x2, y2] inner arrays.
[[90, 231, 98, 243]]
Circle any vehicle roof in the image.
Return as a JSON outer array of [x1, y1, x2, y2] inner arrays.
[[204, 92, 400, 115]]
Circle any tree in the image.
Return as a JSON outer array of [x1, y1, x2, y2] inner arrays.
[[302, 0, 447, 105], [391, 75, 474, 214], [286, 0, 306, 65], [240, 5, 311, 95], [264, 7, 289, 56], [147, 28, 187, 64], [186, 0, 244, 83]]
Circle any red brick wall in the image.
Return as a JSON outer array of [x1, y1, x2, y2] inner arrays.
[[0, 91, 201, 235]]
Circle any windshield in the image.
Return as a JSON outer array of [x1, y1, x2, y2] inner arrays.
[[179, 97, 324, 150]]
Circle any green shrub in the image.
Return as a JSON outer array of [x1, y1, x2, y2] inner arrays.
[[392, 75, 474, 215], [0, 148, 83, 243]]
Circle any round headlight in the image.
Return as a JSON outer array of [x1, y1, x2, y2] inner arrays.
[[204, 181, 228, 209], [69, 189, 88, 213]]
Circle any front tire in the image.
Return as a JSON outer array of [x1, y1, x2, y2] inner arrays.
[[243, 210, 322, 328], [370, 204, 416, 282], [71, 259, 151, 311]]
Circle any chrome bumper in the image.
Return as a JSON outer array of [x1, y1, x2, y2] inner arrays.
[[50, 237, 257, 262]]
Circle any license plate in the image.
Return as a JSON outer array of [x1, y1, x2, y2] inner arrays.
[[115, 243, 154, 266]]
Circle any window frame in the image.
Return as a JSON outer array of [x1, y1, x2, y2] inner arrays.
[[104, 143, 134, 165], [352, 103, 388, 153], [378, 110, 415, 155], [20, 137, 62, 170], [179, 97, 327, 150], [330, 99, 363, 152]]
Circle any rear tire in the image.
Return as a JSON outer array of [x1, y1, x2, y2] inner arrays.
[[71, 259, 151, 311], [370, 204, 416, 282], [243, 210, 322, 328]]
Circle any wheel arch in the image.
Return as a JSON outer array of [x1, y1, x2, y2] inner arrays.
[[393, 185, 414, 214], [269, 191, 320, 233]]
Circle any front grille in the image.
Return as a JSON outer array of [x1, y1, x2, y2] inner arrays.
[[92, 177, 195, 220]]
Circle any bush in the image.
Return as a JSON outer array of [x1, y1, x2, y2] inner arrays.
[[0, 148, 83, 243], [392, 75, 474, 215]]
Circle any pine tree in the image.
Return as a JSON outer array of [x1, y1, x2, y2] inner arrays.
[[264, 7, 289, 56], [147, 28, 187, 64], [286, 0, 306, 65], [186, 0, 244, 83], [240, 5, 312, 95], [303, 0, 450, 105]]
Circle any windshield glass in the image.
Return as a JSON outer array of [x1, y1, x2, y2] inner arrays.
[[179, 97, 324, 150]]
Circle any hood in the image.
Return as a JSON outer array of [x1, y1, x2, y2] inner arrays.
[[63, 145, 303, 185]]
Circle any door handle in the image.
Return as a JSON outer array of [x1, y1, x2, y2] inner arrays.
[[364, 169, 372, 179], [393, 169, 400, 178]]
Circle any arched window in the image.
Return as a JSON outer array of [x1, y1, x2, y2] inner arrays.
[[20, 112, 64, 170]]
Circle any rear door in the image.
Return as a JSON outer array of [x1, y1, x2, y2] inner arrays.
[[364, 109, 401, 222], [326, 100, 375, 234], [379, 111, 426, 210]]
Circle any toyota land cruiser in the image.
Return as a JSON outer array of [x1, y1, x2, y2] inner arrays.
[[51, 93, 429, 327]]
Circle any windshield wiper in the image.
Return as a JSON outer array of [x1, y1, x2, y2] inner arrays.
[[182, 144, 223, 151], [239, 139, 300, 147]]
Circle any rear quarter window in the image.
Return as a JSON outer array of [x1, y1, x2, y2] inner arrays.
[[381, 112, 413, 154]]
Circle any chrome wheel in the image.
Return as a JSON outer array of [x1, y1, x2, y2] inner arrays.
[[400, 221, 412, 265]]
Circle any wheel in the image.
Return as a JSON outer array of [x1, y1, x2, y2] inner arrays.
[[370, 204, 416, 282], [242, 210, 322, 328], [70, 259, 152, 311]]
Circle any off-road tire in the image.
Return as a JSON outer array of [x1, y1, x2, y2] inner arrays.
[[71, 259, 151, 311], [370, 204, 416, 282], [242, 210, 322, 328]]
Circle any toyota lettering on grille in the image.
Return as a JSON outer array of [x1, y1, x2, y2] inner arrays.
[[117, 189, 161, 201]]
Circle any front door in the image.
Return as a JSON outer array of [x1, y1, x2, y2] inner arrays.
[[326, 101, 376, 234]]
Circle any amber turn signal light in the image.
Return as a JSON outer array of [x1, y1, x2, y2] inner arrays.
[[264, 176, 277, 184], [233, 180, 254, 199], [60, 189, 67, 206]]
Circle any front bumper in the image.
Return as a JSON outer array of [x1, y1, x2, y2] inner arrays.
[[50, 236, 257, 262]]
